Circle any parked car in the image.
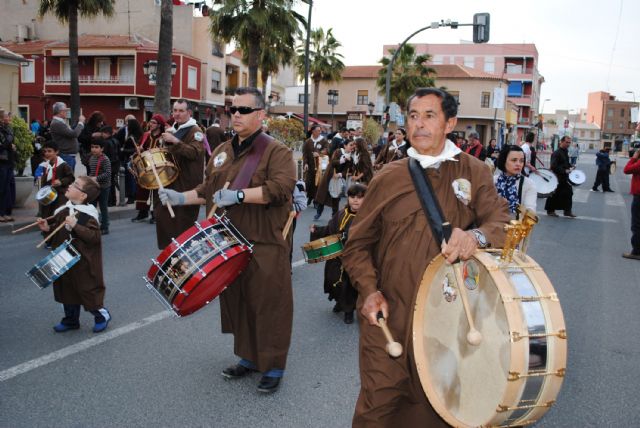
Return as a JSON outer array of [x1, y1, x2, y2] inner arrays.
[[630, 141, 640, 158]]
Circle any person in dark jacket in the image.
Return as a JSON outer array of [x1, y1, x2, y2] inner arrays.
[[545, 135, 576, 218], [591, 148, 614, 192], [0, 109, 16, 222]]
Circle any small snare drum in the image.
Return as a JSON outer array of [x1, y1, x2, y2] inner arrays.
[[26, 240, 81, 289], [36, 185, 58, 206], [302, 234, 344, 264]]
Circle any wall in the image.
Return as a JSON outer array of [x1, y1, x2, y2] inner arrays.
[[0, 62, 20, 114]]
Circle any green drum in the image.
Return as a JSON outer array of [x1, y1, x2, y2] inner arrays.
[[302, 234, 344, 263]]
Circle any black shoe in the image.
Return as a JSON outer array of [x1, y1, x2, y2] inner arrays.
[[344, 311, 354, 324], [622, 252, 640, 260], [101, 229, 109, 235], [257, 376, 281, 393], [563, 212, 577, 218], [604, 189, 615, 192], [221, 364, 258, 379], [547, 211, 559, 217], [126, 198, 135, 204], [332, 302, 342, 313], [149, 217, 156, 224], [131, 213, 148, 223]]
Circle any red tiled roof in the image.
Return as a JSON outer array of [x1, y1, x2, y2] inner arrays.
[[0, 39, 55, 54], [47, 34, 158, 50], [341, 64, 504, 81], [0, 45, 26, 62], [342, 66, 380, 78]]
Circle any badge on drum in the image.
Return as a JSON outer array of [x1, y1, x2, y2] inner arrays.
[[452, 178, 471, 206], [213, 152, 227, 168], [442, 274, 457, 302], [463, 261, 479, 290], [194, 132, 204, 142]]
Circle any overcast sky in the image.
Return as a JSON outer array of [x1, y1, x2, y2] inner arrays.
[[288, 0, 640, 113]]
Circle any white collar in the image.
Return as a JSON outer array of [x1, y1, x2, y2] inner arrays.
[[54, 200, 100, 222], [407, 139, 462, 169], [311, 135, 324, 143], [52, 116, 66, 123], [41, 156, 66, 181], [174, 118, 197, 131]]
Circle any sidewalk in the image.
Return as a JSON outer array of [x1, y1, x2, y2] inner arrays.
[[0, 187, 136, 236]]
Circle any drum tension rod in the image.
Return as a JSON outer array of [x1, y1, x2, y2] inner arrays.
[[502, 293, 559, 303], [497, 400, 555, 413], [508, 368, 565, 381], [492, 419, 538, 428], [510, 329, 567, 342]]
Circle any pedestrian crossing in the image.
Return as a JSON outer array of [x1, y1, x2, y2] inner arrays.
[[572, 188, 626, 206]]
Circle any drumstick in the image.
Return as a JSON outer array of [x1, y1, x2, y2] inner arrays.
[[12, 215, 55, 234], [376, 311, 403, 358], [450, 263, 483, 346], [207, 181, 231, 218], [282, 211, 296, 239], [146, 152, 175, 218], [36, 213, 77, 249]]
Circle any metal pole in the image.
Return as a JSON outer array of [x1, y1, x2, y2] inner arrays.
[[303, 1, 313, 134], [331, 102, 335, 130]]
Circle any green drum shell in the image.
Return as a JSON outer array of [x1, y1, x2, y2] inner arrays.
[[302, 236, 344, 263]]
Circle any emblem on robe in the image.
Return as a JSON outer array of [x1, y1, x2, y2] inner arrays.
[[213, 152, 227, 168], [452, 178, 472, 206], [194, 132, 204, 142]]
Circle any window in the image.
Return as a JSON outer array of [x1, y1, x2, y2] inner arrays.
[[119, 58, 134, 83], [211, 40, 224, 57], [187, 66, 197, 89], [20, 60, 35, 83], [606, 122, 612, 130], [621, 109, 625, 117], [619, 122, 624, 129], [464, 56, 474, 68], [484, 57, 495, 73], [211, 70, 222, 91], [432, 55, 443, 65], [507, 81, 523, 97], [607, 108, 613, 117], [95, 58, 110, 80], [242, 72, 247, 86], [449, 91, 460, 105], [61, 58, 70, 80], [357, 90, 368, 105], [480, 92, 490, 108], [590, 131, 594, 138], [298, 93, 307, 104]]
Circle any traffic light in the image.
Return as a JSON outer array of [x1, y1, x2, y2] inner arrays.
[[473, 13, 490, 43]]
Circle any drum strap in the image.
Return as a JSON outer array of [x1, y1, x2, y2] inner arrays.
[[231, 132, 273, 190], [408, 158, 452, 248]]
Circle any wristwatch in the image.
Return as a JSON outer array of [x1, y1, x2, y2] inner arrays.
[[470, 229, 488, 248], [237, 190, 245, 204]]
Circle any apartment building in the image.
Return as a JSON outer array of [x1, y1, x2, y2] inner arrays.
[[586, 91, 639, 150]]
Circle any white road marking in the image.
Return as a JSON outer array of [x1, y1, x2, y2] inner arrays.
[[604, 192, 626, 207], [0, 260, 309, 383], [573, 188, 590, 203]]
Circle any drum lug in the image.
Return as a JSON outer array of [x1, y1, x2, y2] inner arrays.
[[142, 276, 179, 317], [508, 368, 565, 381], [497, 400, 556, 413], [503, 293, 559, 303], [510, 329, 567, 342]]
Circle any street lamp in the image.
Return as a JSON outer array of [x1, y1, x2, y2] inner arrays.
[[625, 91, 636, 102], [143, 59, 176, 85], [541, 98, 550, 113], [367, 102, 375, 117], [327, 89, 338, 130]]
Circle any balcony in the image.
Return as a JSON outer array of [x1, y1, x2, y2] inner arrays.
[[45, 75, 134, 84], [517, 117, 530, 125]]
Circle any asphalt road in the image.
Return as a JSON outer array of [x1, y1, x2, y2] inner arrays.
[[1, 152, 638, 427]]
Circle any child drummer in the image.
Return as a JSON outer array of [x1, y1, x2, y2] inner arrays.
[[37, 141, 75, 227], [309, 183, 367, 324], [37, 176, 112, 333]]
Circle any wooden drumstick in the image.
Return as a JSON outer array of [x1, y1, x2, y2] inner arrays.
[[36, 213, 77, 249], [377, 311, 403, 358], [207, 181, 231, 218], [450, 263, 482, 346], [282, 211, 296, 239], [146, 152, 175, 218], [12, 215, 55, 234]]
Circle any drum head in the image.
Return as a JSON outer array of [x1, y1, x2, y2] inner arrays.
[[529, 169, 558, 198], [568, 169, 586, 185]]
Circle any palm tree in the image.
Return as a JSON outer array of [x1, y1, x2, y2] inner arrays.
[[38, 0, 115, 123], [295, 27, 344, 117], [376, 44, 436, 108], [210, 0, 304, 88], [241, 31, 296, 97], [154, 0, 173, 116]]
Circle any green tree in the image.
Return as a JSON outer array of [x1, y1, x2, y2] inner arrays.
[[210, 0, 304, 88], [10, 116, 35, 176], [295, 27, 345, 117], [376, 44, 436, 108], [241, 31, 296, 98], [154, 0, 174, 117], [38, 0, 115, 123]]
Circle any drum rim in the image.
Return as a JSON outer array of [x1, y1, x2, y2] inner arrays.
[[302, 234, 342, 251]]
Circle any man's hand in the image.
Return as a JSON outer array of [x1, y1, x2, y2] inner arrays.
[[78, 115, 86, 123], [162, 132, 179, 144], [64, 215, 77, 231], [213, 189, 241, 207], [158, 189, 185, 206], [313, 152, 319, 158], [309, 225, 316, 233], [441, 227, 478, 264], [361, 291, 389, 326]]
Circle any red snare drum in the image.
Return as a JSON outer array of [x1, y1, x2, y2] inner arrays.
[[144, 214, 253, 316]]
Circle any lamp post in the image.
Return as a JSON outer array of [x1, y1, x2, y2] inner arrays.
[[541, 98, 550, 114], [301, 0, 313, 133], [327, 89, 338, 130], [626, 91, 636, 102], [367, 102, 375, 117], [143, 59, 176, 85]]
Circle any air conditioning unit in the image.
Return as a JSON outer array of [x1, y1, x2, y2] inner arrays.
[[124, 97, 139, 110]]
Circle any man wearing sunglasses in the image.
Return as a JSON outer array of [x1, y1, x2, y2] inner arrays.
[[153, 99, 206, 249], [159, 87, 296, 393]]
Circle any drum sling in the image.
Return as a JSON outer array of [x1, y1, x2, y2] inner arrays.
[[231, 132, 272, 190]]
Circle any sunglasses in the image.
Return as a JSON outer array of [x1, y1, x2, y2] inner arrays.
[[229, 106, 262, 115]]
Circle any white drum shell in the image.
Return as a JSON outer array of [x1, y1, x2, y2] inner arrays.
[[568, 169, 586, 186]]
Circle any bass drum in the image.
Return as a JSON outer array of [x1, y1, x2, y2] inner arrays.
[[413, 251, 567, 428], [568, 169, 586, 186], [529, 169, 558, 198]]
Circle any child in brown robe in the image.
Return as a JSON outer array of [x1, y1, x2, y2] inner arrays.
[[37, 176, 111, 333], [310, 183, 367, 324], [37, 141, 75, 227]]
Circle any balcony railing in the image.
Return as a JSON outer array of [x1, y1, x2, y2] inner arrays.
[[46, 75, 134, 84]]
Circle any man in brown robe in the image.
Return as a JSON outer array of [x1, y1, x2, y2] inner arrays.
[[158, 87, 296, 394], [153, 99, 205, 249], [342, 88, 511, 427], [302, 124, 328, 205], [205, 119, 226, 153]]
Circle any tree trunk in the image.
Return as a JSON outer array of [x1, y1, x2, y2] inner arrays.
[[312, 79, 320, 117], [68, 0, 80, 124], [154, 0, 173, 117], [247, 38, 259, 88]]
